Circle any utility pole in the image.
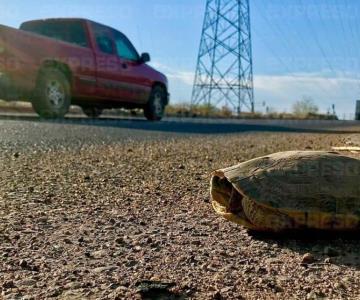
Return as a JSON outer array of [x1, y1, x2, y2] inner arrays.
[[191, 0, 255, 115]]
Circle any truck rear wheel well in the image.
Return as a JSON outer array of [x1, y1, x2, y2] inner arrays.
[[38, 60, 72, 84]]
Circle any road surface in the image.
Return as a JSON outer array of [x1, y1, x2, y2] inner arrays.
[[0, 114, 359, 152]]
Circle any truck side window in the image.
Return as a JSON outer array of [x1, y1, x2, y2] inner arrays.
[[96, 36, 114, 55], [92, 23, 114, 55], [114, 32, 139, 62]]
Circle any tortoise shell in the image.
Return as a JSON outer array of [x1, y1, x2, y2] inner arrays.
[[211, 151, 360, 232]]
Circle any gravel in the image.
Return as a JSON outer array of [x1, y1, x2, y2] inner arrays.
[[0, 132, 360, 299]]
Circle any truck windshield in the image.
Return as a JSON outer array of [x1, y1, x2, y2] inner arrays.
[[20, 20, 88, 48]]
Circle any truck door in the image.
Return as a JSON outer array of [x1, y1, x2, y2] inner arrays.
[[112, 30, 151, 104], [91, 22, 124, 100]]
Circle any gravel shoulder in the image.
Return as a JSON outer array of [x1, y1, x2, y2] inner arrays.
[[0, 132, 360, 299]]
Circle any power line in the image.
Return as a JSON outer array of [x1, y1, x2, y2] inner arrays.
[[305, 0, 360, 99], [313, 0, 358, 101], [296, 0, 356, 100], [252, 0, 339, 97], [298, 0, 337, 75], [253, 1, 299, 61], [342, 0, 360, 93]]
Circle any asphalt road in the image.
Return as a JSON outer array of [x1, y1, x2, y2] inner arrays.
[[0, 114, 359, 152]]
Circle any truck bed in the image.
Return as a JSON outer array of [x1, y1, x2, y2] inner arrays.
[[0, 23, 96, 99]]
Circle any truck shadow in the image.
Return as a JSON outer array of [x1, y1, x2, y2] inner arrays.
[[250, 230, 360, 269], [1, 114, 359, 134]]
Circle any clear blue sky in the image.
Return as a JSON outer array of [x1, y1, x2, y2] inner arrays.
[[1, 0, 360, 118]]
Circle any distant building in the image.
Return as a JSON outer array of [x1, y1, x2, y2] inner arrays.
[[357, 100, 360, 121]]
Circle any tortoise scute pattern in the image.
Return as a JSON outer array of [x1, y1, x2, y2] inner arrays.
[[211, 151, 360, 232]]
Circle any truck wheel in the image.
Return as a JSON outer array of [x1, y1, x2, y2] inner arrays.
[[82, 107, 103, 118], [144, 86, 166, 121], [32, 68, 71, 119]]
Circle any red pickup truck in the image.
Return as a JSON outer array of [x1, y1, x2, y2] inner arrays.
[[0, 18, 169, 120]]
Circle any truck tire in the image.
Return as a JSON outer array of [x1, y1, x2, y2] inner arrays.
[[32, 68, 71, 119], [82, 106, 103, 118], [144, 86, 166, 121]]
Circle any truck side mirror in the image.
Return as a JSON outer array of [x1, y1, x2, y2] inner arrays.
[[140, 52, 150, 63]]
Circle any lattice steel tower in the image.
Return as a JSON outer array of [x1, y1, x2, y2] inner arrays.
[[191, 0, 255, 113]]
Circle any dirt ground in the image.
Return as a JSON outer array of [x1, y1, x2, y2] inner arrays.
[[0, 132, 360, 300]]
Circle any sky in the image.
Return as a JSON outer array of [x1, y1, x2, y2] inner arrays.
[[1, 0, 360, 118]]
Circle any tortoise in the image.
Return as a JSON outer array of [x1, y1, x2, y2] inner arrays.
[[210, 151, 360, 232]]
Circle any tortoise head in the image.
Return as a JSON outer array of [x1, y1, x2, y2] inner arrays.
[[211, 174, 243, 213], [211, 173, 258, 230]]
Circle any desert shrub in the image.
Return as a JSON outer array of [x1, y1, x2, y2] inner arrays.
[[292, 97, 319, 117]]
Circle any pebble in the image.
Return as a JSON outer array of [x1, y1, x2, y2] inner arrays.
[[91, 250, 107, 259], [19, 259, 28, 269], [64, 238, 72, 244], [2, 281, 15, 289], [134, 246, 142, 252], [306, 291, 317, 299], [18, 279, 37, 287], [64, 282, 82, 289], [334, 282, 346, 289], [302, 253, 315, 264], [92, 266, 117, 274], [324, 257, 332, 264], [107, 283, 119, 290], [48, 288, 63, 297], [212, 291, 223, 300]]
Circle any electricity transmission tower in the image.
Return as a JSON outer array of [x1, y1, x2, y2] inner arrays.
[[191, 0, 255, 114]]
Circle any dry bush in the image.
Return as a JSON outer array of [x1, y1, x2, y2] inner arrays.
[[165, 102, 337, 120], [292, 97, 319, 117]]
